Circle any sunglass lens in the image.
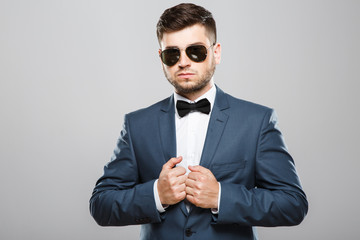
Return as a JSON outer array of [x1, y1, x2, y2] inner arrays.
[[186, 45, 207, 62], [161, 49, 180, 66]]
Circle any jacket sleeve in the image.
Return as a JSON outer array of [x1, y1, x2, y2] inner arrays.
[[216, 109, 308, 226], [89, 114, 162, 226]]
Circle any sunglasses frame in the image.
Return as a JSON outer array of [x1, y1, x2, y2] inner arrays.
[[160, 43, 215, 67]]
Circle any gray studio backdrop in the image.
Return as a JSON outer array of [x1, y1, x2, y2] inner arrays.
[[1, 0, 359, 239]]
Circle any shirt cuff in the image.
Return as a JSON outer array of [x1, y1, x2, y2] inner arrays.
[[211, 182, 221, 214], [153, 179, 168, 213]]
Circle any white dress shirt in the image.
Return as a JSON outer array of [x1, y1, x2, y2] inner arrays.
[[153, 83, 221, 213]]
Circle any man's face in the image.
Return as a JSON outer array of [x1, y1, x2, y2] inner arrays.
[[159, 24, 221, 98]]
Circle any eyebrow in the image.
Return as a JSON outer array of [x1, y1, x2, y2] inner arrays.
[[163, 42, 207, 50], [189, 42, 206, 46]]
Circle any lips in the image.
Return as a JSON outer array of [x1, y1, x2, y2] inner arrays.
[[177, 72, 195, 78]]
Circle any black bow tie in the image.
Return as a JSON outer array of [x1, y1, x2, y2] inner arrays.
[[176, 98, 211, 117]]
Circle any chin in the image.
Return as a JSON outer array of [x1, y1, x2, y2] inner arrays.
[[176, 83, 208, 95]]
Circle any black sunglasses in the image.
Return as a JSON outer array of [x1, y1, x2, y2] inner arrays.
[[160, 44, 215, 67]]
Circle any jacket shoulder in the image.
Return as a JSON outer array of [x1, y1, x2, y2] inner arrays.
[[126, 96, 172, 120], [223, 91, 273, 116]]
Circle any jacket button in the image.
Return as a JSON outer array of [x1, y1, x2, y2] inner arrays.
[[185, 228, 192, 237]]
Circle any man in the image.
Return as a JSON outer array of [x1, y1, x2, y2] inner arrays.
[[90, 3, 308, 240]]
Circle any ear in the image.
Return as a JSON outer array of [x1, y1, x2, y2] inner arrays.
[[213, 43, 221, 64], [158, 49, 164, 65]]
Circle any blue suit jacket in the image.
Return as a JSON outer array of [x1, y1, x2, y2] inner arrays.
[[90, 87, 308, 240]]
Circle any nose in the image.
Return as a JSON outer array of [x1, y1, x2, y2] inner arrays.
[[178, 50, 191, 68]]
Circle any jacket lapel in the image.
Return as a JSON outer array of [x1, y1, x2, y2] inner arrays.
[[199, 87, 230, 169], [158, 95, 189, 216], [159, 95, 177, 163]]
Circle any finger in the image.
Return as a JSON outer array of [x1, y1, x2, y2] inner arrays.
[[177, 174, 188, 184], [167, 174, 186, 188], [185, 178, 196, 188], [171, 166, 186, 176], [163, 156, 183, 170], [178, 182, 186, 192], [185, 185, 192, 195], [186, 194, 197, 206]]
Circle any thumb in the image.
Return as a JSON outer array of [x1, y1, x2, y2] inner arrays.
[[188, 165, 208, 173], [163, 156, 183, 169]]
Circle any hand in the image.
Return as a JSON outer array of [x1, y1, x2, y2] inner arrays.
[[185, 165, 219, 209], [157, 157, 187, 205]]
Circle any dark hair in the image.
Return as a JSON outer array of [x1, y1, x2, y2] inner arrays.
[[156, 3, 217, 44]]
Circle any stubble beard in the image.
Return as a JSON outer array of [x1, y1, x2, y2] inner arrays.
[[164, 61, 216, 95]]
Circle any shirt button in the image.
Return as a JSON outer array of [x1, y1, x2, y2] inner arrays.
[[185, 228, 192, 237]]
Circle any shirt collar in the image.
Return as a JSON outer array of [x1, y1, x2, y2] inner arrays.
[[174, 82, 216, 115]]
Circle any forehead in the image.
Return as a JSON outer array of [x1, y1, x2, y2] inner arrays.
[[160, 24, 211, 49]]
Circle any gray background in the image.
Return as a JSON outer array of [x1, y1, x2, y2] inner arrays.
[[1, 0, 359, 239]]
